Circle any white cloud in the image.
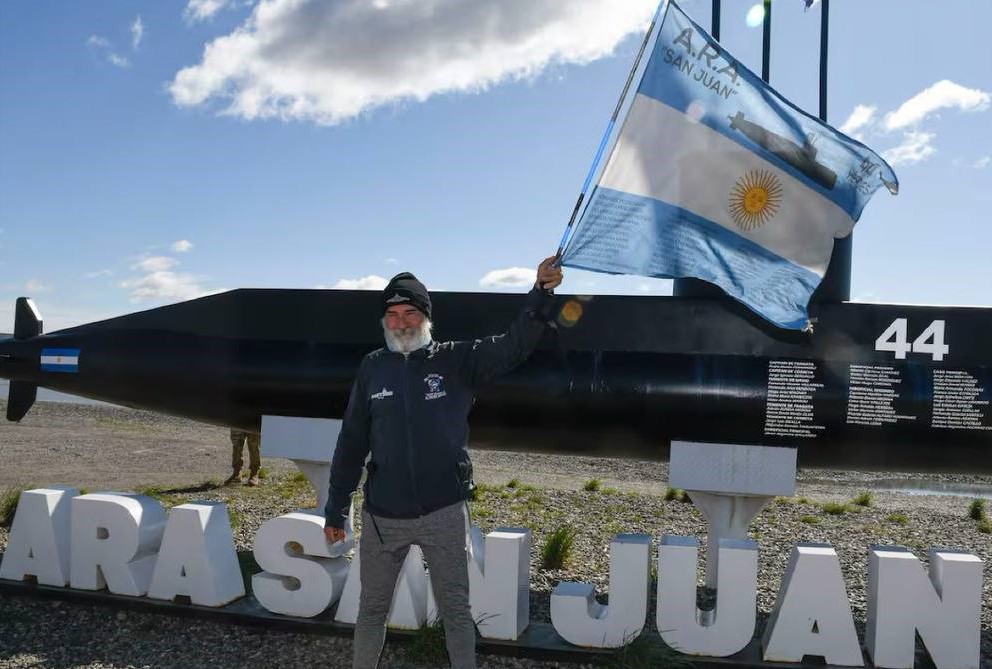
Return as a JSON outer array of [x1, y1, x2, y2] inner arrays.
[[84, 269, 114, 279], [838, 104, 876, 139], [883, 80, 990, 131], [882, 131, 936, 166], [479, 267, 535, 289], [184, 0, 234, 24], [171, 239, 194, 253], [331, 275, 389, 290], [974, 155, 991, 169], [131, 15, 144, 50], [25, 279, 51, 293], [169, 0, 655, 125], [87, 34, 131, 68], [120, 271, 210, 302], [133, 256, 177, 272]]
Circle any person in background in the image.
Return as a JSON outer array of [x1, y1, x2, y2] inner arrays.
[[225, 428, 261, 486]]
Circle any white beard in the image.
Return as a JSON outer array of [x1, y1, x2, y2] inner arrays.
[[382, 317, 433, 354]]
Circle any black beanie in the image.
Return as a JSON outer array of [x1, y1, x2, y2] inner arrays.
[[381, 272, 431, 319]]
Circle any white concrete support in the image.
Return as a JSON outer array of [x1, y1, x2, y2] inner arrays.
[[261, 415, 355, 554], [0, 486, 78, 586], [334, 544, 430, 630], [261, 415, 340, 511], [147, 501, 245, 607], [69, 493, 166, 596], [252, 511, 350, 618], [866, 546, 983, 669], [762, 544, 864, 666], [669, 441, 796, 587], [550, 534, 652, 648], [426, 526, 532, 640], [656, 535, 758, 657]]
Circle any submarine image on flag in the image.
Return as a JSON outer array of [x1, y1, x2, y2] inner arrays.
[[727, 112, 837, 191], [1, 288, 990, 475]]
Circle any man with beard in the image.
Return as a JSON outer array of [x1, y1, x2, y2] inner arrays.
[[324, 257, 563, 669]]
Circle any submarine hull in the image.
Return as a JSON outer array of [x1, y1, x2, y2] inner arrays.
[[1, 289, 989, 473]]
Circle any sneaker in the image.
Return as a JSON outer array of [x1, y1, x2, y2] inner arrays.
[[224, 472, 241, 486], [247, 475, 260, 487]]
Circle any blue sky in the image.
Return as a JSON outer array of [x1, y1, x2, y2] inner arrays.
[[1, 0, 989, 333]]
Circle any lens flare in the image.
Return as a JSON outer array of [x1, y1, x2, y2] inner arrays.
[[557, 300, 584, 328], [745, 4, 765, 28], [685, 100, 706, 123]]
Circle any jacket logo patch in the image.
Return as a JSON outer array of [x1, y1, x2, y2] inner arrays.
[[370, 387, 394, 400], [424, 374, 447, 400]]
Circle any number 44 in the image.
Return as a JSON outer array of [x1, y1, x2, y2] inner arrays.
[[875, 319, 949, 361]]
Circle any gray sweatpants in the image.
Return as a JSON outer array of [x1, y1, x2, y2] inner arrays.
[[352, 501, 476, 669]]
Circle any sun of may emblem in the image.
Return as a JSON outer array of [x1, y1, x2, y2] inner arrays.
[[728, 169, 782, 231]]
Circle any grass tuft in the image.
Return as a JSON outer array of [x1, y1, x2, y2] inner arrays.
[[821, 502, 850, 515], [540, 525, 577, 570], [800, 515, 820, 524], [257, 467, 269, 479], [968, 498, 985, 521], [978, 518, 992, 534], [664, 487, 686, 502], [602, 634, 694, 669], [404, 619, 448, 667], [851, 491, 873, 507], [583, 479, 601, 492], [506, 478, 520, 489], [886, 513, 909, 525], [0, 488, 23, 528]]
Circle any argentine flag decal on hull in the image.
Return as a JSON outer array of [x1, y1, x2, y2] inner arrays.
[[41, 348, 80, 373], [560, 0, 897, 330]]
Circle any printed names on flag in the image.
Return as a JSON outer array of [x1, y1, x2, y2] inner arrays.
[[845, 365, 917, 427], [932, 370, 992, 431], [763, 360, 825, 438]]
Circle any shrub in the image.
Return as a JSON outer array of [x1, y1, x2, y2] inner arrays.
[[540, 525, 577, 570], [978, 518, 992, 534], [664, 487, 685, 502], [851, 491, 873, 507], [583, 479, 601, 492], [968, 498, 986, 521], [886, 513, 909, 525], [604, 634, 694, 669], [821, 502, 849, 515]]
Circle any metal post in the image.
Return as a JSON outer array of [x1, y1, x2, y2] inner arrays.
[[810, 0, 851, 303]]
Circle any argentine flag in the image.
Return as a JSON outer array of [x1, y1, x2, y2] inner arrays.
[[560, 0, 898, 330]]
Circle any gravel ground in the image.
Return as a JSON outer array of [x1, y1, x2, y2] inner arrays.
[[1, 401, 990, 668]]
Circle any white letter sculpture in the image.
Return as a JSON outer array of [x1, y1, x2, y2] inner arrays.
[[425, 526, 531, 640], [0, 487, 77, 586], [147, 501, 245, 606], [762, 544, 863, 665], [252, 511, 349, 618], [866, 546, 982, 669], [335, 543, 429, 629], [70, 493, 166, 596], [657, 535, 757, 657], [551, 534, 651, 648]]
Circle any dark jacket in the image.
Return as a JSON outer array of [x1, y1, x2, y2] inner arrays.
[[324, 287, 553, 528]]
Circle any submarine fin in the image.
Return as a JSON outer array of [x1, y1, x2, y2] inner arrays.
[[6, 381, 37, 422], [14, 298, 43, 340]]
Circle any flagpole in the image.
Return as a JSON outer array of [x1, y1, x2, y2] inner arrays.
[[711, 0, 721, 40], [761, 0, 771, 82], [553, 0, 668, 263]]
